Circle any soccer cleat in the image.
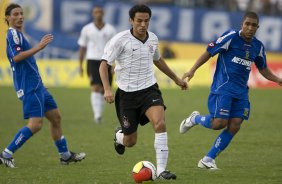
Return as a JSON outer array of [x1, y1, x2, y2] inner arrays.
[[0, 153, 16, 168], [158, 170, 177, 180], [198, 159, 218, 170], [179, 111, 200, 134], [60, 151, 86, 165], [114, 127, 125, 155]]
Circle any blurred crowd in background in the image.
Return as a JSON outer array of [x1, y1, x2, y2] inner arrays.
[[117, 0, 282, 16]]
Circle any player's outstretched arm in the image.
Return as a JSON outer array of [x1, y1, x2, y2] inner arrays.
[[154, 57, 187, 90], [13, 34, 53, 63], [182, 51, 211, 82], [259, 68, 282, 86], [99, 60, 114, 103]]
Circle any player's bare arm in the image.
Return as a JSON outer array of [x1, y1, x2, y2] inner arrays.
[[154, 57, 187, 90], [182, 51, 211, 81], [99, 60, 114, 103], [13, 34, 53, 63], [259, 68, 282, 86], [78, 46, 86, 77]]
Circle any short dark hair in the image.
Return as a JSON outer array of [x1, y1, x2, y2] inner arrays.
[[129, 4, 151, 20], [5, 3, 22, 25], [242, 12, 259, 23]]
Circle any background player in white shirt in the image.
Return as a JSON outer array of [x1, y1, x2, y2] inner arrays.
[[78, 6, 116, 123], [100, 4, 187, 180]]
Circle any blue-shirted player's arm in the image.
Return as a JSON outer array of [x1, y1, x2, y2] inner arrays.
[[182, 51, 211, 82], [13, 34, 53, 63], [182, 30, 236, 82], [255, 45, 282, 86]]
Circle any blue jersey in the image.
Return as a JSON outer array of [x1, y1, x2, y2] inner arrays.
[[6, 28, 43, 99], [207, 30, 267, 100]]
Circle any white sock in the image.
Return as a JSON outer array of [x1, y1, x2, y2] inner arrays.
[[91, 92, 105, 120], [116, 130, 124, 145], [155, 132, 168, 176], [203, 156, 213, 162]]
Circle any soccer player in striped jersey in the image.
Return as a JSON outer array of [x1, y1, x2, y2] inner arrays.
[[100, 4, 187, 180], [180, 12, 282, 169], [0, 3, 86, 168]]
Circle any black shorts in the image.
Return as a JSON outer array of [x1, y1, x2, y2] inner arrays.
[[87, 59, 112, 86], [115, 83, 165, 135]]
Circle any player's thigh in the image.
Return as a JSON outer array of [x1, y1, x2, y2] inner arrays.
[[230, 98, 250, 120], [140, 83, 166, 125], [43, 88, 58, 115], [22, 89, 45, 119], [208, 93, 232, 120], [115, 89, 139, 136], [227, 118, 244, 134]]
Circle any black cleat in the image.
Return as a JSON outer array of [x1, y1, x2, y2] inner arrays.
[[60, 151, 86, 165], [114, 127, 125, 155], [158, 170, 177, 180], [0, 153, 16, 168]]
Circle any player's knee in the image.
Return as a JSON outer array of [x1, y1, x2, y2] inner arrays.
[[28, 120, 43, 133], [152, 119, 166, 133], [124, 139, 137, 147], [212, 119, 228, 130]]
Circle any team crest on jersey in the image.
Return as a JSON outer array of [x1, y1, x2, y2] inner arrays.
[[16, 46, 22, 51], [245, 50, 250, 59], [122, 116, 130, 128]]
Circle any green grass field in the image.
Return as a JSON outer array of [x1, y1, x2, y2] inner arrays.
[[0, 86, 281, 184]]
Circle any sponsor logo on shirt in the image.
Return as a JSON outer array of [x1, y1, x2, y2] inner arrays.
[[231, 56, 252, 70]]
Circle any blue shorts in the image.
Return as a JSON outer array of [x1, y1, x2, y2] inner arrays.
[[22, 87, 58, 119], [208, 93, 250, 120]]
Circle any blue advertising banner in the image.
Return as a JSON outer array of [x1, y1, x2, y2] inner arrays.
[[12, 0, 282, 59]]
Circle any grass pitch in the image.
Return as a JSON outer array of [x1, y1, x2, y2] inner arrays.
[[0, 86, 281, 184]]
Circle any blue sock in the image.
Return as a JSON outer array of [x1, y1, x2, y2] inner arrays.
[[206, 129, 234, 159], [54, 136, 70, 159], [4, 126, 33, 157], [195, 114, 212, 129]]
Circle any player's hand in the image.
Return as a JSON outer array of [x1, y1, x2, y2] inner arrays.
[[38, 34, 53, 49], [104, 89, 114, 104], [79, 66, 83, 77], [175, 77, 188, 90], [182, 70, 195, 82]]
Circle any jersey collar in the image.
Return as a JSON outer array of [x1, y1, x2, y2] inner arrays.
[[130, 28, 149, 44]]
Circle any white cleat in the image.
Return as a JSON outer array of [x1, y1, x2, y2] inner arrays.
[[179, 111, 200, 134], [198, 159, 218, 170]]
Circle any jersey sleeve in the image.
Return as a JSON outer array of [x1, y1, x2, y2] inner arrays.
[[254, 44, 267, 69], [6, 29, 23, 57], [207, 30, 236, 57], [153, 45, 161, 61], [101, 35, 122, 65], [77, 26, 87, 47]]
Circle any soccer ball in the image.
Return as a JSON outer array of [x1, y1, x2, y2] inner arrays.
[[132, 161, 157, 183]]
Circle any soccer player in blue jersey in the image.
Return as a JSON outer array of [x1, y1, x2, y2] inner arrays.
[[0, 3, 86, 168], [179, 12, 282, 169]]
